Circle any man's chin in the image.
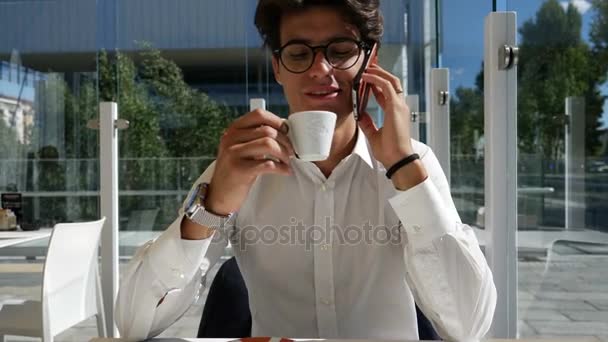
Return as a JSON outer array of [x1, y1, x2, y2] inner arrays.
[[293, 105, 353, 117]]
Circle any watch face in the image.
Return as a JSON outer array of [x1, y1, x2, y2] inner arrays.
[[185, 183, 202, 214]]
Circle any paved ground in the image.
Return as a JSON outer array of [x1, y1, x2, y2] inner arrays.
[[0, 242, 607, 341], [516, 242, 608, 341]]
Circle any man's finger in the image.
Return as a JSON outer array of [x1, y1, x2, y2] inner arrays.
[[224, 126, 295, 157], [368, 64, 403, 94], [231, 137, 292, 165], [358, 111, 378, 139], [362, 73, 399, 100], [233, 109, 285, 131]]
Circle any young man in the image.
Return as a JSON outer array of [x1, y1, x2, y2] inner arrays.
[[116, 0, 497, 340]]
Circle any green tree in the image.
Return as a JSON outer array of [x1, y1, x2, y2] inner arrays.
[[0, 118, 22, 159], [99, 51, 168, 162], [591, 0, 608, 53], [518, 0, 604, 158], [590, 0, 608, 157], [451, 0, 605, 159], [79, 48, 236, 189], [449, 69, 485, 223], [64, 73, 98, 161], [60, 46, 235, 228], [136, 47, 236, 158], [450, 67, 484, 157]]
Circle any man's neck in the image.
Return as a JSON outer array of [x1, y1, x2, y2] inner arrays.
[[313, 114, 358, 178]]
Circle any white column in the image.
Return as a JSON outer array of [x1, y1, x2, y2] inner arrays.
[[99, 102, 119, 337], [484, 12, 518, 338], [565, 97, 586, 230], [406, 94, 420, 141], [428, 68, 450, 183]]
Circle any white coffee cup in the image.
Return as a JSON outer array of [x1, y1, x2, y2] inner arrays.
[[285, 110, 337, 161]]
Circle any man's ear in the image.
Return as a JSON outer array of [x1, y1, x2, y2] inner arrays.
[[272, 55, 283, 85]]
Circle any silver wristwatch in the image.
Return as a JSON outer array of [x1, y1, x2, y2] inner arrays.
[[184, 182, 234, 229]]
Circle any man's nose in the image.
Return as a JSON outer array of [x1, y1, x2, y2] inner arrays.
[[308, 50, 332, 77]]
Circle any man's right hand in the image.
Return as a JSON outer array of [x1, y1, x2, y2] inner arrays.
[[204, 109, 295, 216]]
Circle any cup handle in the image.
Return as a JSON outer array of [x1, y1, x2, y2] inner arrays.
[[282, 120, 300, 159], [282, 120, 292, 142], [281, 119, 290, 135]]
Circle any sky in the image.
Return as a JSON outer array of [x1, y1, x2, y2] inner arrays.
[[441, 0, 608, 128]]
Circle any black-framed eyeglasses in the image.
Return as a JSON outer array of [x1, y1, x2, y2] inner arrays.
[[273, 38, 370, 74]]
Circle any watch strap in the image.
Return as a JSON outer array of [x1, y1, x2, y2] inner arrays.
[[185, 182, 235, 230]]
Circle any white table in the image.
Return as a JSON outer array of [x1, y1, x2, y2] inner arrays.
[[0, 229, 52, 248], [91, 338, 602, 342]]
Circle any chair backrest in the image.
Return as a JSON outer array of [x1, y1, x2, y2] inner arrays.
[[41, 217, 105, 336]]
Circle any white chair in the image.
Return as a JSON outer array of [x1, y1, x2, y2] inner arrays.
[[0, 218, 107, 342]]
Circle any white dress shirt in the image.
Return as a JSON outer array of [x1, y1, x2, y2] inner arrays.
[[115, 130, 496, 341]]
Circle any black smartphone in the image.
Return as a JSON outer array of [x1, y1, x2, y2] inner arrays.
[[352, 42, 378, 121]]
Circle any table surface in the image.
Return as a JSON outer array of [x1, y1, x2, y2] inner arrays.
[[0, 229, 51, 248], [91, 338, 602, 342]]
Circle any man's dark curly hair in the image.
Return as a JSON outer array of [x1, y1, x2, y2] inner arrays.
[[254, 0, 384, 51]]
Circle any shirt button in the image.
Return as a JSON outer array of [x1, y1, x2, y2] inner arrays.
[[321, 298, 332, 305], [412, 224, 422, 232], [321, 244, 330, 251], [321, 184, 326, 191]]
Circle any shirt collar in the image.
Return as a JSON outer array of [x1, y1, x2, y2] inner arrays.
[[290, 127, 375, 170], [352, 127, 374, 169]]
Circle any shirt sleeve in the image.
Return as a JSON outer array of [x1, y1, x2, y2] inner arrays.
[[115, 161, 232, 340], [388, 147, 497, 341]]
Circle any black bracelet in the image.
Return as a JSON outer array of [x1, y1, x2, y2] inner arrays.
[[385, 153, 420, 179]]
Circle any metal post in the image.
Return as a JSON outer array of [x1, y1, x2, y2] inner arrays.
[[484, 12, 518, 338], [565, 97, 586, 230], [406, 94, 420, 141], [428, 68, 450, 183], [99, 102, 119, 337]]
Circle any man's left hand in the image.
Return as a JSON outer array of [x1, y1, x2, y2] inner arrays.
[[357, 63, 428, 190]]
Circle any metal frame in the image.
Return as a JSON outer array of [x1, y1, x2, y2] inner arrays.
[[484, 12, 518, 338], [428, 68, 451, 183], [99, 102, 119, 337], [565, 97, 586, 230], [406, 94, 420, 141]]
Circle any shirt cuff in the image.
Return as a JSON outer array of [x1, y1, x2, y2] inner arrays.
[[145, 214, 214, 289], [388, 178, 456, 248]]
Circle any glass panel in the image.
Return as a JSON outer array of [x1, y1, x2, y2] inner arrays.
[[507, 0, 608, 339], [442, 0, 492, 228], [0, 0, 100, 339], [376, 1, 435, 125], [111, 0, 257, 236], [111, 0, 256, 337]]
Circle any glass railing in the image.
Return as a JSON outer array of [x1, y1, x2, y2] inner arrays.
[[508, 0, 608, 339], [0, 156, 214, 230]]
